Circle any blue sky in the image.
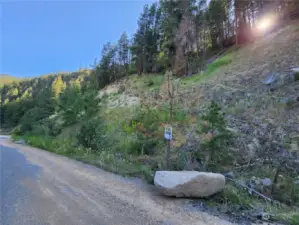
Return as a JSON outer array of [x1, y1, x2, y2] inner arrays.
[[1, 0, 154, 78]]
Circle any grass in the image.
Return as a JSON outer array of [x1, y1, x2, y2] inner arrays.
[[12, 134, 155, 183], [181, 52, 233, 86], [221, 184, 253, 208], [274, 210, 299, 225], [128, 74, 164, 92], [217, 183, 299, 225]]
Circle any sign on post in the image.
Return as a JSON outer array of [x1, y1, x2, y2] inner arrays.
[[164, 125, 172, 141]]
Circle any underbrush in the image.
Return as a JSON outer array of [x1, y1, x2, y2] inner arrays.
[[12, 134, 155, 183], [128, 74, 164, 91]]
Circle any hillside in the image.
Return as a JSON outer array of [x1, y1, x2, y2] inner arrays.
[[0, 74, 21, 87], [1, 21, 299, 225], [0, 70, 91, 104], [101, 23, 299, 154], [79, 22, 299, 223]]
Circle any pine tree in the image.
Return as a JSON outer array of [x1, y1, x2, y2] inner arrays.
[[94, 42, 118, 88], [118, 32, 129, 67]]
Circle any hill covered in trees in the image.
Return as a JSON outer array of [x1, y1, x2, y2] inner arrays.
[[1, 0, 299, 224], [0, 74, 22, 87], [2, 0, 298, 107]]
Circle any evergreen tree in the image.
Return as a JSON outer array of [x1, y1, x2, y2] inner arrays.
[[94, 42, 118, 88], [118, 32, 130, 67], [52, 74, 66, 97]]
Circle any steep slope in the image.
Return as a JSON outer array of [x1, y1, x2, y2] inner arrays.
[[96, 23, 299, 222], [179, 22, 299, 155], [101, 22, 299, 157]]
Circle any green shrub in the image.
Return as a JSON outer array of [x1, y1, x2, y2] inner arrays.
[[118, 85, 126, 93], [11, 126, 22, 136], [19, 107, 43, 133], [30, 123, 49, 136], [146, 79, 154, 87], [77, 117, 107, 152], [58, 86, 100, 126], [276, 212, 299, 225], [127, 134, 160, 155], [196, 102, 233, 170], [123, 108, 166, 155], [221, 184, 252, 208], [44, 118, 62, 136]]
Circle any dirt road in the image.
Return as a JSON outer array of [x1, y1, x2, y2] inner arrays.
[[0, 136, 232, 225]]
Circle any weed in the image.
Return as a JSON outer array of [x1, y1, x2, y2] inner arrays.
[[275, 211, 299, 225], [128, 74, 164, 91], [221, 184, 252, 208]]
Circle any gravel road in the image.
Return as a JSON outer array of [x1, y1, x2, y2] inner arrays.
[[0, 136, 232, 225]]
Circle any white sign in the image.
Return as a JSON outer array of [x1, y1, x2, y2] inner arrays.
[[164, 126, 172, 141]]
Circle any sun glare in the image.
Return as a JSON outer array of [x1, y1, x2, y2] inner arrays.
[[257, 14, 276, 32]]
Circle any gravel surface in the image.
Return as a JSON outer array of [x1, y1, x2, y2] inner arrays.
[[0, 137, 233, 225]]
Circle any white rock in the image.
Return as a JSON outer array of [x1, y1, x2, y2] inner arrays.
[[291, 67, 299, 73], [15, 139, 25, 145], [154, 171, 225, 198], [262, 178, 272, 186]]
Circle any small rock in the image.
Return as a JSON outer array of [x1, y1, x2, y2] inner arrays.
[[291, 67, 299, 81], [262, 73, 278, 85], [226, 127, 238, 133], [248, 144, 257, 158], [154, 171, 225, 198], [261, 212, 270, 221], [224, 172, 234, 179], [291, 142, 299, 151], [249, 207, 265, 218], [252, 138, 260, 148], [262, 178, 272, 186], [281, 97, 297, 108], [15, 139, 25, 145]]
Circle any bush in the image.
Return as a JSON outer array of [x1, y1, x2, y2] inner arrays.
[[77, 117, 107, 152], [146, 79, 154, 87], [19, 107, 43, 133], [11, 126, 22, 136], [44, 118, 62, 136], [58, 86, 100, 126], [118, 85, 126, 94], [121, 108, 166, 156], [196, 102, 233, 170]]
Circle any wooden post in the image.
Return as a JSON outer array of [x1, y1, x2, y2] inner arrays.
[[164, 71, 173, 170]]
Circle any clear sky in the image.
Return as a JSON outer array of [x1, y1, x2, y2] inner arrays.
[[1, 0, 154, 78]]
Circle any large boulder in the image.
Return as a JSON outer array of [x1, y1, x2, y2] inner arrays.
[[154, 171, 225, 198]]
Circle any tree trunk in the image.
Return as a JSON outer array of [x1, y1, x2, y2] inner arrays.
[[234, 0, 239, 46]]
